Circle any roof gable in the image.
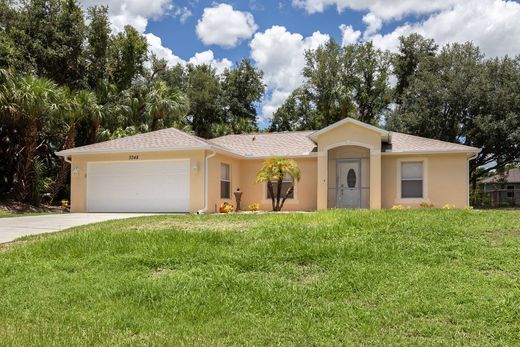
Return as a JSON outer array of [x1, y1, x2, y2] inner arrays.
[[308, 118, 389, 141]]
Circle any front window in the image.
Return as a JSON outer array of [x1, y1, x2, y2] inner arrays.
[[220, 163, 231, 199], [401, 162, 423, 198], [507, 185, 515, 198], [267, 176, 294, 199]]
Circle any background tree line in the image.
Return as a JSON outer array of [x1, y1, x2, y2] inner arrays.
[[0, 0, 265, 204], [271, 34, 520, 201]]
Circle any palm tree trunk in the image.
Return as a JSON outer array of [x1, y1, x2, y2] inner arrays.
[[52, 123, 76, 201], [90, 120, 100, 144], [16, 117, 39, 202], [279, 185, 294, 211], [267, 181, 275, 211], [151, 115, 159, 131], [275, 177, 283, 211]]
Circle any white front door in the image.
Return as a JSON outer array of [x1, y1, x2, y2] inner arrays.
[[336, 160, 361, 208], [87, 159, 190, 213]]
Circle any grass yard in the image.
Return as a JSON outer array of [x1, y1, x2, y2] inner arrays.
[[1, 209, 519, 346], [0, 210, 50, 218]]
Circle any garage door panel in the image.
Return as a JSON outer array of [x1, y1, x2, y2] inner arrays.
[[87, 160, 190, 213]]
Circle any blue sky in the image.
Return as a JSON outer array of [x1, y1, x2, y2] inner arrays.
[[82, 0, 520, 126]]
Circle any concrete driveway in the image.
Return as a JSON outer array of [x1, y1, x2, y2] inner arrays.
[[0, 213, 153, 244]]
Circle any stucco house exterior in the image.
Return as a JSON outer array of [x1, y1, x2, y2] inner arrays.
[[57, 118, 480, 213], [479, 168, 520, 206]]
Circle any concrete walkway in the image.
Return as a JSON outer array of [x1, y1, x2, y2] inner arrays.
[[0, 213, 153, 244]]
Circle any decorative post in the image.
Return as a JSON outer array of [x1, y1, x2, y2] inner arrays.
[[234, 187, 243, 211]]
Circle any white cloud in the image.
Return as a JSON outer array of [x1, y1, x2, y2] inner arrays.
[[173, 5, 192, 23], [188, 50, 233, 74], [362, 13, 382, 38], [292, 0, 456, 21], [250, 25, 329, 120], [368, 0, 520, 57], [146, 35, 232, 74], [145, 33, 185, 66], [80, 0, 172, 32], [339, 24, 361, 46], [196, 3, 258, 48]]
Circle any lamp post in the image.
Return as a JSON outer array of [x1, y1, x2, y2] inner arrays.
[[234, 187, 243, 212]]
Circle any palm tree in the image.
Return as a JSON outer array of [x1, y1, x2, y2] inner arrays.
[[146, 81, 188, 131], [256, 157, 301, 211], [0, 73, 59, 202], [52, 89, 101, 200]]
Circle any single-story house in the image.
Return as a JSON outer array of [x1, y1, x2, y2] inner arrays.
[[56, 118, 480, 213], [479, 167, 520, 206]]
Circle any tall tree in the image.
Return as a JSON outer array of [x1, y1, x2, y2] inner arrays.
[[53, 89, 100, 199], [145, 80, 189, 131], [393, 34, 438, 103], [221, 58, 265, 133], [303, 39, 345, 126], [86, 5, 111, 89], [186, 64, 223, 138], [344, 41, 392, 124], [269, 87, 316, 131], [387, 42, 484, 142], [108, 25, 148, 91], [0, 73, 60, 202]]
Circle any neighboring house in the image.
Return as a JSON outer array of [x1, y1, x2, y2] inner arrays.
[[56, 118, 480, 213], [479, 168, 520, 206]]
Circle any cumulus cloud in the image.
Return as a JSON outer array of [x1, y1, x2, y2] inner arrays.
[[250, 26, 329, 119], [362, 13, 382, 38], [367, 0, 520, 57], [339, 24, 361, 46], [80, 0, 172, 32], [188, 50, 233, 74], [196, 3, 258, 48], [292, 0, 456, 21], [145, 33, 185, 66]]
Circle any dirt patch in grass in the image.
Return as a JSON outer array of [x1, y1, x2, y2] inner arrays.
[[126, 217, 259, 233]]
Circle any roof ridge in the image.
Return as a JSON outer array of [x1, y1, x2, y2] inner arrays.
[[168, 127, 210, 146], [212, 130, 315, 140]]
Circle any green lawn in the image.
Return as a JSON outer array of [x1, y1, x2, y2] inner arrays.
[[0, 209, 50, 218], [1, 210, 519, 346]]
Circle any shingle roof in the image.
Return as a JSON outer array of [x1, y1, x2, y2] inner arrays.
[[480, 168, 520, 184], [385, 132, 479, 153], [57, 124, 479, 157], [209, 131, 317, 157], [56, 128, 210, 156]]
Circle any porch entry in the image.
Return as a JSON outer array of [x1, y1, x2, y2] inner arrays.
[[327, 145, 370, 209], [336, 160, 361, 208]]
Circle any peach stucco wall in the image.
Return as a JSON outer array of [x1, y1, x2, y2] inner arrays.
[[381, 153, 469, 208], [69, 150, 206, 213], [207, 156, 317, 212]]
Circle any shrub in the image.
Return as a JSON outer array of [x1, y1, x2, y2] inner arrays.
[[248, 203, 260, 212], [219, 202, 234, 213], [419, 201, 435, 208], [391, 205, 407, 210], [443, 204, 456, 209]]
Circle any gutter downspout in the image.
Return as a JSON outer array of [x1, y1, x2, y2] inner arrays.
[[198, 150, 217, 214], [64, 155, 72, 164]]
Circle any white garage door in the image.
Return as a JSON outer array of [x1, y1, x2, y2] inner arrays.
[[87, 160, 190, 212]]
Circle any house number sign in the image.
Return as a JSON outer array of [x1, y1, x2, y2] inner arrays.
[[129, 155, 139, 160]]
